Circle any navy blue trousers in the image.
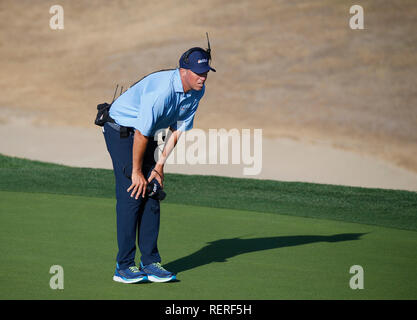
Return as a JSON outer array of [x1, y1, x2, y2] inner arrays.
[[103, 122, 161, 269]]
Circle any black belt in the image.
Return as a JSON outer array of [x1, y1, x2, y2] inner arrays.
[[107, 120, 134, 138]]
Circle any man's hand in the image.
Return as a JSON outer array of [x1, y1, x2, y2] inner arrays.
[[127, 170, 148, 199], [147, 127, 181, 188], [148, 164, 164, 188], [127, 129, 149, 199]]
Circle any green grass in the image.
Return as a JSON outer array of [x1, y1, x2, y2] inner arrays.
[[1, 191, 416, 300], [1, 154, 416, 231], [0, 154, 416, 299]]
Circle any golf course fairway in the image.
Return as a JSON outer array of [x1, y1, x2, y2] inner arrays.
[[1, 190, 416, 300]]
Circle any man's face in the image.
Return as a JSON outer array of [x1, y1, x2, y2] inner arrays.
[[185, 69, 208, 91]]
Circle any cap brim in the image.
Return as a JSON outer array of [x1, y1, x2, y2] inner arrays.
[[191, 64, 216, 74]]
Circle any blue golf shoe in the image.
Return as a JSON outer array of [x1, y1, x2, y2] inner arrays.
[[113, 264, 148, 284], [140, 262, 176, 282]]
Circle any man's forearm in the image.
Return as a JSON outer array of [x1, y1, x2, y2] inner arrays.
[[132, 130, 149, 174], [156, 128, 182, 169]]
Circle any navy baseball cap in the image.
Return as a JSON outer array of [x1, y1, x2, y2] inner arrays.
[[179, 48, 216, 74]]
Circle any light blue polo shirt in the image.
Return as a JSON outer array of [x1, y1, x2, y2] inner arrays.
[[109, 68, 205, 137]]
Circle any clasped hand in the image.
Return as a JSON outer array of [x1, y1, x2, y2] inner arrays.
[[127, 167, 164, 199]]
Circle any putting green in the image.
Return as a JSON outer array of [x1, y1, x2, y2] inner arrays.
[[0, 191, 416, 299]]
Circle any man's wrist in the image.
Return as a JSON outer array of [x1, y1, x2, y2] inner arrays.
[[132, 167, 143, 175], [155, 162, 164, 171]]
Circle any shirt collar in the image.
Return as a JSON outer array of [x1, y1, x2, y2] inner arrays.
[[173, 68, 193, 98], [173, 68, 184, 93]]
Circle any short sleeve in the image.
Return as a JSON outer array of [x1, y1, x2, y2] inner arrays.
[[133, 93, 159, 136]]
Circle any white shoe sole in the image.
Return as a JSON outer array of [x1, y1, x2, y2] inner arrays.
[[113, 275, 147, 284], [147, 275, 177, 283]]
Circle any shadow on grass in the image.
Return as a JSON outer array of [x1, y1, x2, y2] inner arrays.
[[165, 233, 366, 274]]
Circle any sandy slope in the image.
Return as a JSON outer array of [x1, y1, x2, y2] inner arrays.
[[1, 120, 416, 191], [0, 0, 416, 191]]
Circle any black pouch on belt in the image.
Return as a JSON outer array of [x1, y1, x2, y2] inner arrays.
[[94, 103, 114, 127], [95, 101, 133, 138], [119, 126, 130, 138]]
